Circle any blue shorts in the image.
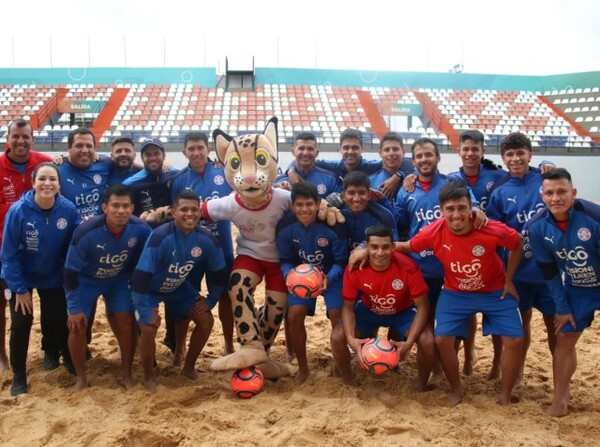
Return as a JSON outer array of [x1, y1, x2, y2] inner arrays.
[[68, 279, 133, 319], [561, 287, 600, 333], [515, 280, 555, 316], [287, 278, 342, 317], [139, 293, 197, 325], [435, 289, 523, 339], [425, 277, 444, 311], [354, 301, 416, 340]]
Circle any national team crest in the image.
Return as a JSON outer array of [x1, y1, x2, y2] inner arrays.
[[486, 181, 494, 191], [577, 227, 591, 241], [191, 246, 202, 257], [472, 245, 485, 256], [392, 279, 404, 290], [127, 237, 137, 248], [214, 175, 224, 186], [317, 238, 329, 247], [56, 218, 67, 230], [93, 174, 102, 185], [317, 184, 326, 195]]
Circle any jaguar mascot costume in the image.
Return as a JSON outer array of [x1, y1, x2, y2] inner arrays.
[[203, 117, 343, 378]]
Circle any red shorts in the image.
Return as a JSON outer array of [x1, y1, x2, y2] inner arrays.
[[232, 255, 287, 293]]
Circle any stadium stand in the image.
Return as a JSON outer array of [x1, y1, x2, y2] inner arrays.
[[0, 68, 599, 150]]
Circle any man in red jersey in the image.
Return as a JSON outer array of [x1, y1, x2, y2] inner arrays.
[[0, 119, 52, 373], [397, 179, 524, 406], [331, 225, 435, 389]]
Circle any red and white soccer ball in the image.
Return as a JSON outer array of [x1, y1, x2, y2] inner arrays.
[[358, 337, 400, 374], [230, 366, 264, 399], [286, 263, 325, 299]]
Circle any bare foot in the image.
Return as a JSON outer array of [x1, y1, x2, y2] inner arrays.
[[72, 377, 89, 391], [547, 401, 569, 417], [294, 368, 309, 385], [487, 363, 501, 380], [182, 366, 199, 380], [173, 349, 185, 367], [0, 355, 9, 374], [144, 375, 157, 391], [463, 351, 477, 376], [121, 376, 135, 390], [514, 373, 524, 389], [286, 349, 296, 363], [449, 388, 464, 407]]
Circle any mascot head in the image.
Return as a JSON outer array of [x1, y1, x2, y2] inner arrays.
[[213, 117, 279, 205]]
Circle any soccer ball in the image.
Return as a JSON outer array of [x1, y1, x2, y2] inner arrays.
[[286, 264, 325, 299], [230, 366, 264, 399], [358, 337, 399, 374]]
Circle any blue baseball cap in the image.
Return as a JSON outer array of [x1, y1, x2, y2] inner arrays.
[[140, 137, 165, 154]]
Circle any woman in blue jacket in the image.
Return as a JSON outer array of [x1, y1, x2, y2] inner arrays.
[[1, 162, 80, 396]]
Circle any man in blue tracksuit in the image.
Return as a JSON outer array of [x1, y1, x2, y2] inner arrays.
[[124, 137, 180, 352], [64, 185, 152, 390], [170, 131, 235, 354], [274, 132, 341, 199], [487, 132, 556, 384], [132, 190, 228, 390], [276, 181, 348, 385], [528, 168, 600, 417], [369, 132, 415, 208]]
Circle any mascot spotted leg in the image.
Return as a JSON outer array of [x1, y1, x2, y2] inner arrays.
[[202, 117, 290, 378]]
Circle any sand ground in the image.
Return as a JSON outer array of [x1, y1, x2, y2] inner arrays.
[[1, 289, 599, 447]]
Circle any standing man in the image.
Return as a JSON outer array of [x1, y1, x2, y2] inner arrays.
[[486, 132, 556, 383], [274, 132, 340, 198], [0, 119, 52, 373], [333, 225, 435, 389], [276, 182, 348, 384], [64, 185, 151, 390], [528, 168, 600, 417], [132, 190, 228, 390], [170, 131, 235, 355]]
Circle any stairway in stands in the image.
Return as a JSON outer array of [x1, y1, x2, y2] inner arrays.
[[91, 88, 130, 142], [355, 89, 388, 138], [413, 91, 460, 149]]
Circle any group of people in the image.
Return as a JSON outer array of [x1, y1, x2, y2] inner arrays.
[[0, 118, 597, 418], [0, 120, 233, 394]]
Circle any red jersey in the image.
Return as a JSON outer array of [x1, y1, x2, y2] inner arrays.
[[410, 218, 520, 293], [0, 148, 52, 250], [342, 252, 429, 316]]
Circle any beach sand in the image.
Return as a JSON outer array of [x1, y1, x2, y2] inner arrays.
[[1, 289, 599, 447]]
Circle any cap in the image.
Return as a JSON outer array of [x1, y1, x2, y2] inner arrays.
[[140, 137, 165, 154]]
